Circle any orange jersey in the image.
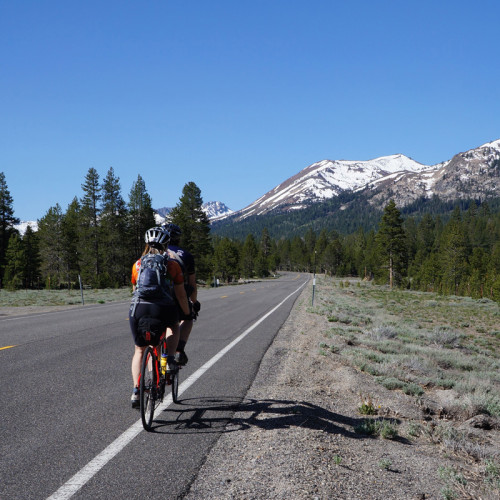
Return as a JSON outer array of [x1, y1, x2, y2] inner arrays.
[[131, 256, 184, 287]]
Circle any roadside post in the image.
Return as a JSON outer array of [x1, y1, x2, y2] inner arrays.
[[78, 274, 85, 305], [312, 250, 317, 306]]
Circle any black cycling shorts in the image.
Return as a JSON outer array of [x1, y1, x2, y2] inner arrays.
[[129, 299, 179, 347]]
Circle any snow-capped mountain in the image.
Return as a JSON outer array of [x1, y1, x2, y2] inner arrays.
[[220, 139, 500, 221], [153, 202, 233, 224], [365, 139, 500, 208], [232, 154, 435, 220], [202, 201, 233, 220]]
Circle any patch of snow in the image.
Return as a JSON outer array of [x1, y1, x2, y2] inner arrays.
[[15, 221, 38, 235], [154, 213, 167, 225], [479, 138, 500, 150]]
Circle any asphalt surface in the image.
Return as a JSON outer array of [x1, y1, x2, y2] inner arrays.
[[0, 273, 308, 500]]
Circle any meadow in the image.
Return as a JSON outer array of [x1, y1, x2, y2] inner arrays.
[[310, 276, 500, 498], [0, 287, 132, 307]]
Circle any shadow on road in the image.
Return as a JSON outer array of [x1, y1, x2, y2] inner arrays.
[[152, 396, 409, 443]]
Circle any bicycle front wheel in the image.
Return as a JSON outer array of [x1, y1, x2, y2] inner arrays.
[[140, 346, 157, 431]]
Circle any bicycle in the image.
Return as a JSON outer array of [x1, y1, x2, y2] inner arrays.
[[140, 334, 180, 431]]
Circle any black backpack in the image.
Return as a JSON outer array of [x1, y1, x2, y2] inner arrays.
[[134, 253, 174, 302]]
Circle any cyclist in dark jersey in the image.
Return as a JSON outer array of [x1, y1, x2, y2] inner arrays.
[[164, 223, 200, 366]]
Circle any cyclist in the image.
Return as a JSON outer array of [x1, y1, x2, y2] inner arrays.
[[164, 223, 200, 366], [129, 226, 191, 408]]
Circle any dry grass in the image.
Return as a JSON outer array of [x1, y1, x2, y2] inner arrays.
[[309, 276, 500, 499], [0, 287, 132, 307]]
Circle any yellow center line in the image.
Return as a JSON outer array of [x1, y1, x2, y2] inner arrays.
[[0, 345, 16, 351], [220, 295, 228, 298], [240, 292, 245, 294]]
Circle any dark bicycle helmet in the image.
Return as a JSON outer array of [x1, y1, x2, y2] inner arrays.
[[145, 226, 170, 247], [164, 223, 182, 238]]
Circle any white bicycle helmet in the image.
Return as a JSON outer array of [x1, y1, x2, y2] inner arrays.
[[144, 226, 170, 247]]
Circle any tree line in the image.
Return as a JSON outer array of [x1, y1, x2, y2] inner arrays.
[[0, 169, 211, 289], [212, 200, 500, 302], [1, 168, 499, 303]]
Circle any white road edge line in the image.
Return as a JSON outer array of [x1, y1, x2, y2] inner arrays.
[[47, 279, 308, 500]]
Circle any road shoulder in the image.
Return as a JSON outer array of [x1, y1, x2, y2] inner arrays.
[[185, 285, 453, 499]]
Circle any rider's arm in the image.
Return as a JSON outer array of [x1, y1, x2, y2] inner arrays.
[[185, 253, 198, 303], [168, 260, 190, 316], [188, 272, 197, 303], [174, 282, 190, 316]]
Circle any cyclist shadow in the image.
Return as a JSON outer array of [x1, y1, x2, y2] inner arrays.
[[152, 396, 409, 443]]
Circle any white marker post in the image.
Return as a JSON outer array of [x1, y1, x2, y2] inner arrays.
[[312, 250, 317, 306]]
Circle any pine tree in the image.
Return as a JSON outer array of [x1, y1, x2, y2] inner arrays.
[[127, 174, 156, 261], [322, 238, 343, 276], [375, 200, 408, 288], [440, 206, 468, 295], [260, 228, 271, 258], [61, 198, 81, 288], [241, 233, 258, 278], [3, 233, 24, 289], [277, 239, 292, 271], [37, 204, 64, 288], [257, 228, 272, 277], [101, 167, 128, 286], [290, 236, 307, 271], [169, 182, 212, 280], [314, 229, 329, 273], [80, 168, 102, 286], [22, 225, 41, 288], [0, 172, 20, 285], [213, 237, 240, 283]]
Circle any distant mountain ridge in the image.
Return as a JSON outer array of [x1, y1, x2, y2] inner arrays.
[[153, 201, 233, 226], [217, 138, 500, 222], [365, 139, 500, 208], [14, 138, 500, 236]]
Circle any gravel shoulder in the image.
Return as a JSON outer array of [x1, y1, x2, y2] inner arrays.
[[185, 283, 499, 500]]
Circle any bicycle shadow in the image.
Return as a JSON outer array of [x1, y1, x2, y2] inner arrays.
[[152, 396, 410, 444]]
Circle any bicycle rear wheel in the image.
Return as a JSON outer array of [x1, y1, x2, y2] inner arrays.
[[140, 346, 157, 431], [171, 367, 179, 404]]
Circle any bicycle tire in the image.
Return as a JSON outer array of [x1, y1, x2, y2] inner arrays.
[[171, 367, 179, 403], [140, 346, 157, 431]]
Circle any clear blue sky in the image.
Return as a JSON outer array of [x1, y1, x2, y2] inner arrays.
[[2, 0, 499, 222]]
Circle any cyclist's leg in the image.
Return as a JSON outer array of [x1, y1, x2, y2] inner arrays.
[[132, 345, 147, 388], [175, 318, 192, 365], [129, 303, 149, 405], [164, 322, 180, 373], [178, 318, 193, 347], [165, 322, 180, 355]]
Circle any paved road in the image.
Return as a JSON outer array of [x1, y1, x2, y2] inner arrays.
[[0, 273, 308, 499]]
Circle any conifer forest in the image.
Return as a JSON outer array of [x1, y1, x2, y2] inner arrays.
[[0, 169, 499, 303]]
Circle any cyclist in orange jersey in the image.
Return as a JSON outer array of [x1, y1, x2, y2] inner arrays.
[[128, 226, 191, 408]]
